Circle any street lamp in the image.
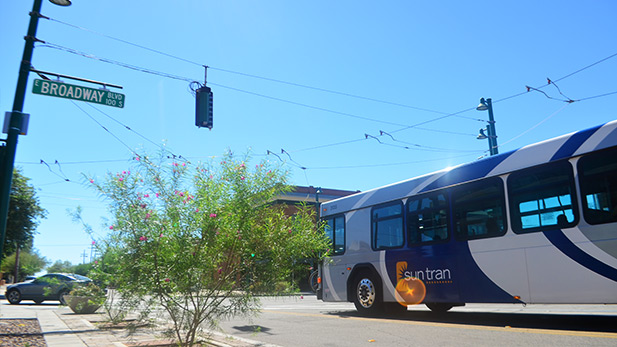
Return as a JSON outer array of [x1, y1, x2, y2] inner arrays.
[[0, 0, 71, 261], [476, 97, 498, 156]]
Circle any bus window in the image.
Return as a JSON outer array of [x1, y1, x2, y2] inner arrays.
[[407, 192, 449, 245], [578, 146, 617, 225], [324, 215, 345, 255], [372, 202, 404, 250], [508, 160, 578, 233], [453, 177, 506, 240]]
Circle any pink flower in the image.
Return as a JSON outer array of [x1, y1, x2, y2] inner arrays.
[[218, 268, 222, 274], [109, 226, 114, 230], [94, 260, 98, 265], [139, 236, 147, 241], [156, 193, 160, 198], [144, 194, 150, 198], [159, 233, 164, 237], [145, 213, 151, 220], [118, 177, 124, 182], [195, 208, 200, 213], [164, 278, 170, 283], [209, 213, 217, 218], [89, 179, 94, 183], [92, 241, 96, 245], [240, 176, 245, 180]]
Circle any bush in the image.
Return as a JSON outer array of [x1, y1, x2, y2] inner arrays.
[[83, 151, 330, 346]]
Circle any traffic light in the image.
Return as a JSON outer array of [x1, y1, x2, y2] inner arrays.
[[195, 86, 213, 129]]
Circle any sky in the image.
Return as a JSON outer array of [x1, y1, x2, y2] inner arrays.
[[1, 0, 616, 266]]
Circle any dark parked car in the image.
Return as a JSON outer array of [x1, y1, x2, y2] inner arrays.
[[5, 273, 92, 305]]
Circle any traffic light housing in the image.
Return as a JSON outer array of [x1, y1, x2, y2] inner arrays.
[[195, 86, 213, 129]]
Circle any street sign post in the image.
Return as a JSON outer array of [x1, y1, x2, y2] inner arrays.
[[32, 79, 125, 108]]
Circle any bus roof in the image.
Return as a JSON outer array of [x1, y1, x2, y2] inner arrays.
[[321, 119, 617, 218]]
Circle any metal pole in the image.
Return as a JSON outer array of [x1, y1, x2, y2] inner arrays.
[[486, 98, 498, 155], [0, 0, 43, 261]]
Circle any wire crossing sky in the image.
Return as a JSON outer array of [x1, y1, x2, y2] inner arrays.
[[1, 0, 616, 265]]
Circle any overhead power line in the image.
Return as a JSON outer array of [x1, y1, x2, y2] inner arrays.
[[45, 15, 480, 121], [38, 41, 474, 133]]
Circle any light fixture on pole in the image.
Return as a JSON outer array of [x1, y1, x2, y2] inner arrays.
[[49, 0, 71, 5], [0, 0, 71, 262], [476, 97, 498, 156]]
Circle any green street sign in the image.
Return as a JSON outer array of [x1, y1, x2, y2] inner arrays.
[[32, 79, 125, 108]]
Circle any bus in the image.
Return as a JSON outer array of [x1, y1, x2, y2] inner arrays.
[[318, 119, 617, 314]]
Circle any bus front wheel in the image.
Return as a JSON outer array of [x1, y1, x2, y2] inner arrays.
[[353, 274, 382, 314]]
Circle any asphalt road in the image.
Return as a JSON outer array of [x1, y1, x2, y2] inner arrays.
[[217, 294, 617, 347]]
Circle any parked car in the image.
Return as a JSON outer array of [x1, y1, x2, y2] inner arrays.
[[5, 273, 92, 305]]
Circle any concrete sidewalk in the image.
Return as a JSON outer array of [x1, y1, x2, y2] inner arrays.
[[1, 284, 271, 346]]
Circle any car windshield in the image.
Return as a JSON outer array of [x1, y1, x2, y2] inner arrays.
[[72, 274, 91, 281]]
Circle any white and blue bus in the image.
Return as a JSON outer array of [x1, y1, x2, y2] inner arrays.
[[318, 120, 617, 313]]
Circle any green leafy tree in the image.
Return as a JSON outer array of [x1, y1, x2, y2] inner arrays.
[[2, 168, 47, 260], [85, 151, 330, 346], [47, 260, 74, 273], [0, 249, 49, 281]]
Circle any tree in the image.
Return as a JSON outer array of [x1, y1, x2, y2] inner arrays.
[[47, 260, 75, 273], [85, 151, 330, 346], [0, 249, 49, 281], [2, 168, 47, 261]]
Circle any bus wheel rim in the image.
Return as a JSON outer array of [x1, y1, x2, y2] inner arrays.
[[357, 278, 375, 308]]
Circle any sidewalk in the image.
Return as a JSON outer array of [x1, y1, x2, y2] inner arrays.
[[0, 284, 272, 347]]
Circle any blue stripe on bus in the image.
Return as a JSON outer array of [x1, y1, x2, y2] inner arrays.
[[419, 152, 513, 193], [551, 125, 601, 160], [543, 229, 617, 282]]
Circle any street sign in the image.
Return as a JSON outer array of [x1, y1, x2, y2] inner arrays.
[[32, 79, 125, 108]]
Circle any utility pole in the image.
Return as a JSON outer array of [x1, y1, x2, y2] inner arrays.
[[0, 0, 44, 262], [476, 97, 499, 156], [0, 0, 70, 261]]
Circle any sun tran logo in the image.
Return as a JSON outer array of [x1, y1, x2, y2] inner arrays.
[[396, 261, 453, 284]]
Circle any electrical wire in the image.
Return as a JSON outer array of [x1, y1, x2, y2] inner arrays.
[[70, 100, 138, 155], [306, 152, 481, 170], [39, 41, 476, 133], [85, 103, 171, 151], [35, 20, 617, 170], [45, 16, 480, 121], [498, 103, 570, 148]]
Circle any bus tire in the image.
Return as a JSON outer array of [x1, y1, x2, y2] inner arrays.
[[425, 302, 454, 313], [353, 273, 382, 314]]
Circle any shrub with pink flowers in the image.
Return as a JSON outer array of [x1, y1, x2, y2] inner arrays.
[[82, 151, 329, 346]]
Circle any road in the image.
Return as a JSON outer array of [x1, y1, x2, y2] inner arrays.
[[217, 294, 617, 346]]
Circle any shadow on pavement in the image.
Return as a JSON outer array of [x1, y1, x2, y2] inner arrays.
[[326, 309, 617, 333]]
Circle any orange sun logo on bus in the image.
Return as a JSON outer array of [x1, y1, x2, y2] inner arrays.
[[395, 261, 426, 306]]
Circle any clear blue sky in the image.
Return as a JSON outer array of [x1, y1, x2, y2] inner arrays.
[[1, 0, 616, 266]]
